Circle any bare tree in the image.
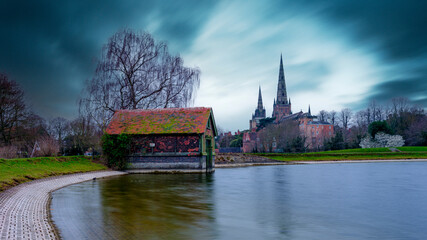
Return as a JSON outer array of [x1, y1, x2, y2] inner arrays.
[[318, 110, 328, 122], [48, 117, 69, 153], [80, 29, 200, 130], [392, 97, 409, 115], [36, 135, 60, 157], [355, 110, 368, 129], [339, 108, 352, 130], [328, 110, 337, 126], [258, 119, 301, 152], [0, 73, 26, 145], [366, 100, 385, 124], [65, 116, 100, 155]]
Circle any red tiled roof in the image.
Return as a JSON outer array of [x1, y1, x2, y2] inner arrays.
[[106, 107, 214, 135]]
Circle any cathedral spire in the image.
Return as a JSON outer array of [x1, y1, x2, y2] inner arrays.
[[308, 105, 311, 115], [257, 85, 263, 110], [276, 54, 288, 105]]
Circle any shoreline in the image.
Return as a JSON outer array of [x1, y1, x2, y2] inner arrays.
[[0, 170, 126, 240], [216, 158, 427, 168]]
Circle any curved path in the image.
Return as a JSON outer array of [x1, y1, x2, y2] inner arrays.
[[0, 171, 126, 240]]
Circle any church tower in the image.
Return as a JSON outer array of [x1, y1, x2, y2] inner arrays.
[[272, 54, 292, 122], [250, 86, 266, 130]]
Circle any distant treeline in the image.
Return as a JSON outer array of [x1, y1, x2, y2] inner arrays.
[[217, 98, 426, 153]]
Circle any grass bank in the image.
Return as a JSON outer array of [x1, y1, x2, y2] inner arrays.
[[254, 146, 427, 162], [0, 156, 107, 191]]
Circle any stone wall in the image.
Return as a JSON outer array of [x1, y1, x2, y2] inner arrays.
[[215, 153, 277, 164], [127, 155, 214, 172]]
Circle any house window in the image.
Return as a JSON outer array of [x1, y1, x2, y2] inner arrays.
[[329, 126, 331, 129], [207, 120, 211, 129]]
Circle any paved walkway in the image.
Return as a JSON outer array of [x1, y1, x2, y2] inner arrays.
[[0, 171, 126, 240]]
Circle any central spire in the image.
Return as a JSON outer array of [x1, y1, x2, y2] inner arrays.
[[276, 54, 288, 105]]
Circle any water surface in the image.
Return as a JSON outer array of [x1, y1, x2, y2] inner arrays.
[[51, 162, 427, 239]]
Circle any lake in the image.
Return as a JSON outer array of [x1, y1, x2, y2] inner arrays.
[[51, 162, 427, 239]]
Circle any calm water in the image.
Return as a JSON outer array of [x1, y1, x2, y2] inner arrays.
[[51, 162, 427, 239]]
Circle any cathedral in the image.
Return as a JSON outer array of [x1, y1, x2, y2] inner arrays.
[[249, 54, 292, 130], [244, 55, 334, 152]]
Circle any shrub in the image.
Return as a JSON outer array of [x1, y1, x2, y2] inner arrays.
[[360, 132, 405, 148], [37, 136, 60, 157], [101, 134, 131, 170], [0, 145, 19, 159]]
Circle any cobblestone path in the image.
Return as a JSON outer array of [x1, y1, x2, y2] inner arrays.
[[0, 171, 126, 240]]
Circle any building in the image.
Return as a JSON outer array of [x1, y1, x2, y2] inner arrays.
[[249, 86, 266, 130], [298, 106, 326, 149], [243, 55, 334, 152], [279, 106, 334, 150], [106, 107, 217, 172]]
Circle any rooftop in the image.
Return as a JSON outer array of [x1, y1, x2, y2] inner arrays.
[[106, 107, 215, 135]]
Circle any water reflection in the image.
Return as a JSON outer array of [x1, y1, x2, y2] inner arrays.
[[99, 174, 215, 239], [52, 174, 216, 239], [52, 162, 427, 239]]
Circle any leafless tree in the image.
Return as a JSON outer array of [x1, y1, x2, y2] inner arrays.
[[318, 110, 328, 122], [355, 110, 366, 129], [66, 116, 101, 155], [391, 97, 409, 115], [0, 73, 26, 145], [17, 112, 48, 152], [80, 29, 200, 130], [36, 135, 60, 157], [339, 108, 352, 130], [328, 110, 337, 126], [405, 114, 427, 145], [258, 119, 301, 152], [366, 100, 385, 124], [48, 117, 69, 153]]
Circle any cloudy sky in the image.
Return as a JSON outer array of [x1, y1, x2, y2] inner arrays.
[[0, 0, 426, 131]]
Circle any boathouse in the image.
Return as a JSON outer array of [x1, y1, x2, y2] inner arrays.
[[105, 107, 217, 172]]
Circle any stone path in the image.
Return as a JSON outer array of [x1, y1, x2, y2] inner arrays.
[[0, 171, 126, 240]]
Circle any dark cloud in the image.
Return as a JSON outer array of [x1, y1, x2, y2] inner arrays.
[[350, 76, 427, 110], [271, 0, 427, 62], [371, 77, 427, 102], [0, 0, 216, 119]]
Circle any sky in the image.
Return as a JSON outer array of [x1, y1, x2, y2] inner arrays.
[[0, 0, 426, 131]]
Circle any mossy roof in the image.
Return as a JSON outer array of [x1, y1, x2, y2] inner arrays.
[[106, 107, 215, 135]]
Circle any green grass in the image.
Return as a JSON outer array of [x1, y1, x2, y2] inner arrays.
[[310, 148, 392, 154], [253, 146, 427, 162], [397, 146, 427, 152], [0, 156, 107, 191]]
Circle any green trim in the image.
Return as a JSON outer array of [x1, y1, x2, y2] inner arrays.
[[208, 109, 218, 136]]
